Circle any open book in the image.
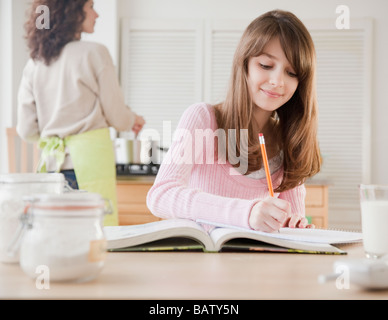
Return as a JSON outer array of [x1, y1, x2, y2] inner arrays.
[[104, 219, 363, 254]]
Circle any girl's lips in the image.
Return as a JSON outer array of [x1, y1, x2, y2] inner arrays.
[[261, 89, 283, 98]]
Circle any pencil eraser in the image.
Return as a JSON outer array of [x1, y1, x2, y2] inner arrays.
[[259, 133, 263, 137]]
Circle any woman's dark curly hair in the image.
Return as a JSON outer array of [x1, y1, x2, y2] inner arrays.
[[25, 0, 88, 65]]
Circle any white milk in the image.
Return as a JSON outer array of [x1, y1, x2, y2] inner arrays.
[[361, 200, 388, 257]]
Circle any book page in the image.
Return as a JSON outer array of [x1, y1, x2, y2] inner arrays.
[[197, 219, 363, 244], [104, 219, 215, 251], [105, 219, 204, 240], [207, 227, 346, 253], [272, 228, 362, 244]]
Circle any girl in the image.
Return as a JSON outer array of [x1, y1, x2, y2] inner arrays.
[[147, 10, 321, 232], [17, 0, 145, 226]]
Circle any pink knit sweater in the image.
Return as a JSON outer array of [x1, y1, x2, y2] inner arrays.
[[146, 103, 306, 230]]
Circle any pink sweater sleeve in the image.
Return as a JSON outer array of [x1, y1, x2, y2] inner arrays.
[[278, 184, 306, 217], [146, 104, 256, 229]]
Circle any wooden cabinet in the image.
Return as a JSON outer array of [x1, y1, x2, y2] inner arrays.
[[116, 180, 160, 226], [117, 180, 329, 228], [305, 184, 329, 229]]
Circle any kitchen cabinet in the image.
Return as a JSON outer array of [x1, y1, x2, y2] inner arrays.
[[116, 179, 161, 226], [304, 184, 329, 229], [116, 180, 329, 228]]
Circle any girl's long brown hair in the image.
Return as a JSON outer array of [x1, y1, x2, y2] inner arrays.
[[214, 10, 321, 192], [24, 0, 87, 65]]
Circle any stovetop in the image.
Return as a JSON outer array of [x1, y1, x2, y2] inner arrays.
[[116, 163, 160, 176]]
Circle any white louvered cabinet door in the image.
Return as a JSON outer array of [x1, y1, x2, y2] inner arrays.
[[203, 20, 246, 104], [309, 20, 372, 229], [121, 19, 203, 145]]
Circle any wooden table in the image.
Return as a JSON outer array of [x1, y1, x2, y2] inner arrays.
[[1, 244, 387, 300]]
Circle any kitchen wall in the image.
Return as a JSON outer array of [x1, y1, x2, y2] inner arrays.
[[1, 0, 387, 186], [82, 0, 119, 67], [0, 0, 9, 171]]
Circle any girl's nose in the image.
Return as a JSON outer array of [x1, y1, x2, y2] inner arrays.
[[269, 70, 284, 87]]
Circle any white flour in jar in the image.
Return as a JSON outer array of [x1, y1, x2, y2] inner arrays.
[[20, 225, 106, 282], [20, 249, 104, 282]]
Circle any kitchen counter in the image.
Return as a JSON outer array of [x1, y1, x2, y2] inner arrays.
[[116, 175, 156, 184], [306, 177, 332, 186]]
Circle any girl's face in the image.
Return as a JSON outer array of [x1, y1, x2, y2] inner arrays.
[[247, 37, 299, 114], [82, 0, 99, 34]]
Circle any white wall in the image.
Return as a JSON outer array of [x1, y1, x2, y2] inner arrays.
[[0, 0, 29, 173], [0, 0, 11, 173], [118, 0, 388, 186], [82, 0, 119, 67]]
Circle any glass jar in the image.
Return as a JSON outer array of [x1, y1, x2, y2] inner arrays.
[[0, 173, 65, 263], [19, 192, 109, 283]]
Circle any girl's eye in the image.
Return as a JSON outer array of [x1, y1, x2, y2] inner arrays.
[[259, 63, 272, 70], [258, 62, 298, 78], [287, 71, 298, 78]]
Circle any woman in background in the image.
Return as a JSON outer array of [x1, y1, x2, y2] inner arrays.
[[17, 0, 145, 226], [147, 10, 321, 232]]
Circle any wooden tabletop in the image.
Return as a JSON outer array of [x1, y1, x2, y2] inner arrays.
[[1, 243, 387, 300]]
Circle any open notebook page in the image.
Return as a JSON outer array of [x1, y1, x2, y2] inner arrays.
[[196, 219, 363, 244]]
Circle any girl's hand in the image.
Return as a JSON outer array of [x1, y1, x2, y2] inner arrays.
[[283, 215, 315, 229], [249, 197, 291, 233], [132, 115, 145, 134]]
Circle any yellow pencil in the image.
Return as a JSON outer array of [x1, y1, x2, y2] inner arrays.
[[259, 133, 274, 197]]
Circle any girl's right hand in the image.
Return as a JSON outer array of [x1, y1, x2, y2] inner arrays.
[[249, 197, 291, 233]]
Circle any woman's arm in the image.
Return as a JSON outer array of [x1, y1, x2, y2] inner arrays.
[[94, 45, 142, 133]]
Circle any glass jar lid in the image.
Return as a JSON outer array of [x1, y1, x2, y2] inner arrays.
[[26, 192, 109, 217], [0, 173, 65, 184]]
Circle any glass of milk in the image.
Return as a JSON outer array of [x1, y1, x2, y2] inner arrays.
[[359, 184, 388, 258]]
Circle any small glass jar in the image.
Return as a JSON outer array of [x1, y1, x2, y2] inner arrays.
[[0, 173, 65, 263], [19, 192, 109, 283]]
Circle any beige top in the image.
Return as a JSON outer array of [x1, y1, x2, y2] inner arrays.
[[17, 40, 137, 169]]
